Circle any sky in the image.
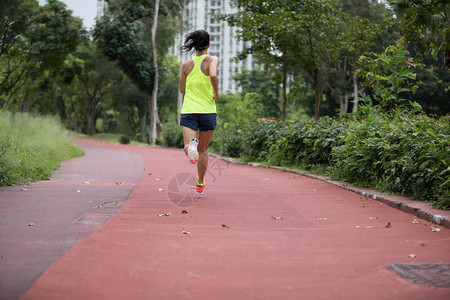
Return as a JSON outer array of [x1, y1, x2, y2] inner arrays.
[[37, 0, 98, 30]]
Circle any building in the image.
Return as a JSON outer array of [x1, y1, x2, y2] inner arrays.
[[173, 0, 253, 93], [97, 0, 108, 19]]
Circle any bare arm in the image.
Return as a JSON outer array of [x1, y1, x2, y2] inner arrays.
[[179, 62, 187, 94], [209, 56, 220, 101]]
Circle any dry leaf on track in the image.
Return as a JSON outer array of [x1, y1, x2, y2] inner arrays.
[[182, 230, 190, 235]]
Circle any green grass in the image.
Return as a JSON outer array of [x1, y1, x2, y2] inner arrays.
[[0, 110, 84, 185], [72, 132, 148, 145]]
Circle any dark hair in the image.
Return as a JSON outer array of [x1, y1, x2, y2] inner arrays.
[[181, 30, 210, 54]]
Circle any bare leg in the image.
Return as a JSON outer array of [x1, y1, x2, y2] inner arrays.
[[197, 130, 214, 184], [181, 126, 198, 156]]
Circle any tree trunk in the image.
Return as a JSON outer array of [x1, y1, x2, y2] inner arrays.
[[149, 0, 160, 145], [281, 52, 287, 121], [352, 73, 359, 113], [140, 113, 146, 143], [177, 0, 186, 124], [314, 68, 321, 121]]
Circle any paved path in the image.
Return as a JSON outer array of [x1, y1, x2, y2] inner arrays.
[[1, 138, 450, 299]]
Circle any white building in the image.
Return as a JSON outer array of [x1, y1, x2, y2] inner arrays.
[[173, 0, 253, 93], [97, 0, 108, 19]]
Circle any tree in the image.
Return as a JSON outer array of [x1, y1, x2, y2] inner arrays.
[[388, 0, 450, 68], [149, 0, 160, 145], [0, 0, 38, 102], [233, 67, 281, 118], [94, 1, 156, 142], [221, 0, 374, 121]]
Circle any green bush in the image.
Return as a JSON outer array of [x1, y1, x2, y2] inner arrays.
[[213, 104, 449, 209], [163, 114, 184, 148], [0, 111, 84, 185], [331, 108, 449, 208], [119, 135, 130, 144]]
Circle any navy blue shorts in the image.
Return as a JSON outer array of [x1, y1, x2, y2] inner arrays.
[[180, 113, 217, 131]]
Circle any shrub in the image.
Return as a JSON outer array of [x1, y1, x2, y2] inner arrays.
[[163, 114, 184, 148], [119, 135, 130, 144], [332, 109, 450, 208]]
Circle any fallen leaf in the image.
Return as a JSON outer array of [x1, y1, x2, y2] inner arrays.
[[96, 205, 104, 209], [181, 210, 188, 214], [27, 222, 35, 226], [20, 188, 28, 191], [158, 188, 164, 192], [317, 217, 327, 221], [368, 217, 378, 220], [158, 213, 171, 217], [360, 204, 365, 208], [222, 224, 230, 228], [115, 182, 123, 185], [114, 201, 118, 204], [148, 173, 152, 175], [409, 254, 416, 258], [182, 230, 190, 235], [155, 178, 161, 181], [412, 219, 420, 224], [420, 243, 426, 247], [271, 216, 283, 220], [82, 181, 90, 184], [431, 226, 441, 232], [385, 222, 391, 228]]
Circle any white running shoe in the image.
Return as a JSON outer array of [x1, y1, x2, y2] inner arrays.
[[187, 138, 199, 164]]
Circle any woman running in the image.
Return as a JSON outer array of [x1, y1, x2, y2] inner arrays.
[[179, 30, 220, 195]]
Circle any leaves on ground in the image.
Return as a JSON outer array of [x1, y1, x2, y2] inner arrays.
[[181, 210, 188, 214], [27, 222, 35, 226], [271, 216, 283, 220], [369, 217, 378, 220], [158, 213, 171, 217], [431, 226, 441, 232], [222, 224, 230, 228], [182, 230, 190, 235], [115, 182, 123, 185], [82, 181, 90, 184], [317, 217, 327, 221], [360, 204, 365, 208], [412, 219, 420, 224], [385, 222, 391, 228], [409, 254, 416, 258], [158, 188, 164, 192]]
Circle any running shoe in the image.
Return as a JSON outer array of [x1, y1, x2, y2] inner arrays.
[[196, 181, 206, 194], [187, 138, 199, 164]]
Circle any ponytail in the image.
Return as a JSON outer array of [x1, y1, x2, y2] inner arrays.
[[181, 30, 210, 54]]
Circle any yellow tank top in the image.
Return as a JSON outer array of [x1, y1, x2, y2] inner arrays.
[[181, 54, 216, 114]]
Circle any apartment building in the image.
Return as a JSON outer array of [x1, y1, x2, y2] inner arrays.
[[173, 0, 253, 93]]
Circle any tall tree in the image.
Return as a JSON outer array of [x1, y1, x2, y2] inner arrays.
[[149, 0, 160, 145], [388, 0, 450, 68]]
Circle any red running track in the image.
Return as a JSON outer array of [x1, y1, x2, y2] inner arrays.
[[15, 139, 450, 299]]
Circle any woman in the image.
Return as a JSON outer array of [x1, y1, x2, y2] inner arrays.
[[179, 30, 220, 195]]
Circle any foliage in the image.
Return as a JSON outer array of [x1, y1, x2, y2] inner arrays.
[[213, 105, 450, 209], [162, 113, 184, 148], [357, 42, 421, 110], [0, 110, 83, 185], [331, 108, 449, 209], [388, 0, 449, 68], [211, 93, 263, 157], [119, 135, 130, 144], [233, 67, 281, 119]]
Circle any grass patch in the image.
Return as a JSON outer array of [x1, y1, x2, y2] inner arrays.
[[0, 111, 84, 185]]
